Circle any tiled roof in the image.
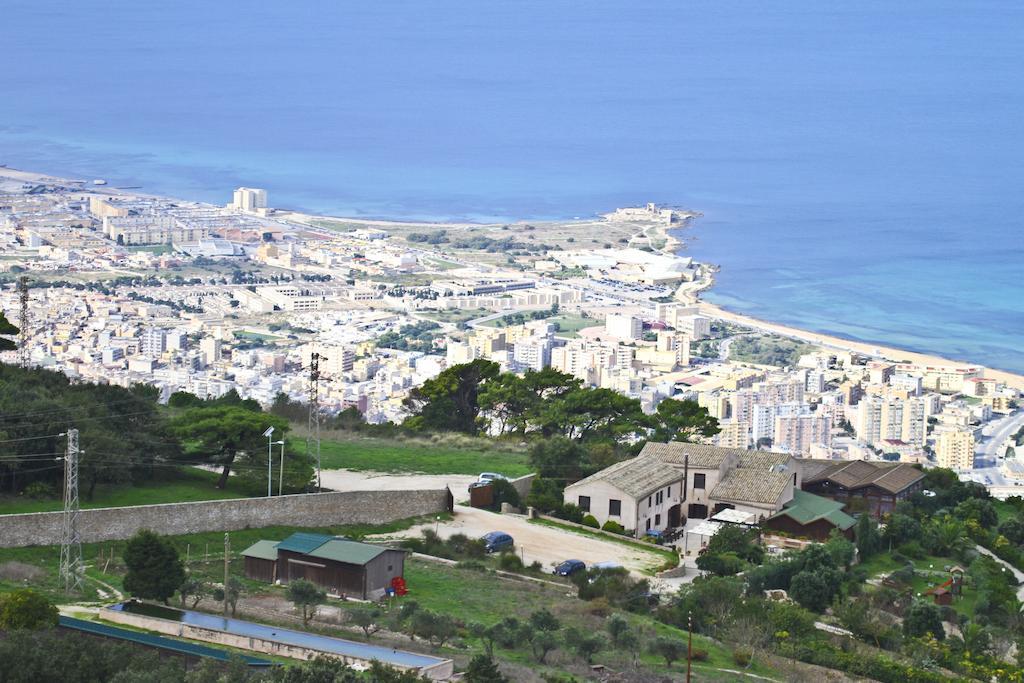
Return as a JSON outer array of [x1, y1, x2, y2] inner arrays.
[[710, 467, 791, 506], [638, 442, 757, 469], [566, 455, 680, 499], [803, 460, 924, 494]]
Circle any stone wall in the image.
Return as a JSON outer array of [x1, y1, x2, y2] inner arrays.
[[509, 472, 536, 500], [0, 489, 450, 548]]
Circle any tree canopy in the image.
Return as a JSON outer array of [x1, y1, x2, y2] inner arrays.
[[123, 529, 186, 604]]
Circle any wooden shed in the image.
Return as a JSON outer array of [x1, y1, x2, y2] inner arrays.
[[241, 540, 280, 583], [274, 532, 407, 600]]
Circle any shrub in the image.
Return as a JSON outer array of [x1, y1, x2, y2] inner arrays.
[[601, 520, 626, 535], [498, 552, 524, 572], [732, 648, 752, 667], [582, 514, 600, 528], [457, 560, 488, 572], [691, 647, 709, 662], [897, 541, 926, 560], [22, 482, 55, 500]]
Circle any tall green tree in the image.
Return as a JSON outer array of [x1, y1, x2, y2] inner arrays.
[[649, 398, 720, 442], [0, 310, 18, 351], [903, 600, 945, 641], [172, 406, 293, 489], [855, 514, 882, 560], [537, 387, 644, 441], [403, 359, 500, 434], [463, 655, 509, 683], [123, 529, 186, 604]]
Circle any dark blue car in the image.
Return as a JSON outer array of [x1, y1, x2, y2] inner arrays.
[[553, 559, 586, 577], [481, 531, 514, 553]]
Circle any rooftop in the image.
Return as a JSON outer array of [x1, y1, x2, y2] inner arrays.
[[566, 455, 679, 499], [803, 459, 924, 494], [307, 539, 391, 566], [768, 490, 856, 531], [240, 539, 280, 562], [276, 532, 334, 554]]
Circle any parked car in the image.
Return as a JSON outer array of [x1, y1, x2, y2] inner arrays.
[[478, 472, 507, 483], [553, 559, 586, 577], [481, 531, 514, 553]]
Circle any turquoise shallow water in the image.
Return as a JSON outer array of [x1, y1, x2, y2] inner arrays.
[[0, 1, 1021, 371]]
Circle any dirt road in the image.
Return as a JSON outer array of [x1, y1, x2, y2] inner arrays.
[[319, 469, 477, 496]]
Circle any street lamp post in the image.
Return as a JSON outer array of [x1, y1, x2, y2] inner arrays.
[[263, 427, 275, 497], [278, 440, 286, 495]]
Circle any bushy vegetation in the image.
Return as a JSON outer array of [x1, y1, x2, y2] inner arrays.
[[728, 335, 815, 367]]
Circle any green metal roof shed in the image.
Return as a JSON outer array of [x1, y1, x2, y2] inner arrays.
[[764, 490, 856, 541], [306, 539, 387, 566], [240, 539, 280, 561], [276, 532, 334, 554]]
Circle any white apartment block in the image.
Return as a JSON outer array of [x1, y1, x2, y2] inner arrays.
[[605, 313, 642, 340], [232, 187, 268, 213], [774, 412, 832, 455]]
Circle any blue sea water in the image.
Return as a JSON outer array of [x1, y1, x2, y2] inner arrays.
[[1, 1, 1021, 372]]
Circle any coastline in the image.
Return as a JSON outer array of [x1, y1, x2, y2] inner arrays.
[[2, 163, 1021, 390]]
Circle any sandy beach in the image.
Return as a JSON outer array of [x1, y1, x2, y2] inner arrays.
[[697, 301, 1024, 391]]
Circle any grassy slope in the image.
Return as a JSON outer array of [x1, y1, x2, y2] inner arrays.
[[859, 551, 980, 618], [390, 558, 778, 679], [298, 434, 532, 477], [0, 469, 247, 515]]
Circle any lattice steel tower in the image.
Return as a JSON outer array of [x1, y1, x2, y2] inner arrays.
[[59, 429, 83, 593], [307, 352, 323, 490]]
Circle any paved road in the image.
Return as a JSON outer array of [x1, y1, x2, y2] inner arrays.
[[372, 505, 669, 576], [977, 410, 1024, 460]]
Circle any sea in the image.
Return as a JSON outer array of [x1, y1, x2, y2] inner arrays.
[[1, 1, 1022, 373]]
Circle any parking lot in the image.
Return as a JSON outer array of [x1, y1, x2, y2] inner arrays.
[[373, 504, 671, 576]]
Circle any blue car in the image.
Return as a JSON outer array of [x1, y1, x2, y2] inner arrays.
[[553, 559, 586, 577], [481, 531, 514, 553]]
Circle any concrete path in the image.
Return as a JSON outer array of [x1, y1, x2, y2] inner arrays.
[[974, 544, 1024, 601]]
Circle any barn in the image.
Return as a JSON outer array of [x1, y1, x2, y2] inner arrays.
[[241, 539, 280, 583], [242, 532, 407, 601]]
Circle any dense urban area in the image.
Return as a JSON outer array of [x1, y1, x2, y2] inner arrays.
[[2, 172, 1024, 681]]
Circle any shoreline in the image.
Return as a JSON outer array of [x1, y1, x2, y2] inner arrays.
[[2, 163, 1021, 390]]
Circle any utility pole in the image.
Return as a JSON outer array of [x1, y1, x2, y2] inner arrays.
[[307, 352, 323, 490], [59, 429, 83, 593], [223, 532, 230, 617], [17, 276, 29, 367], [686, 611, 693, 683]]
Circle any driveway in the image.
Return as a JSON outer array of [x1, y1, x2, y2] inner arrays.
[[371, 504, 670, 576]]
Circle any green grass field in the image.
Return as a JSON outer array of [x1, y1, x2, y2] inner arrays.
[[859, 551, 980, 618], [0, 469, 248, 515], [0, 514, 447, 603], [297, 434, 532, 477], [549, 314, 597, 338]]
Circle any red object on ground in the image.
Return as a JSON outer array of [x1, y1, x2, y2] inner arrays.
[[391, 577, 408, 596]]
